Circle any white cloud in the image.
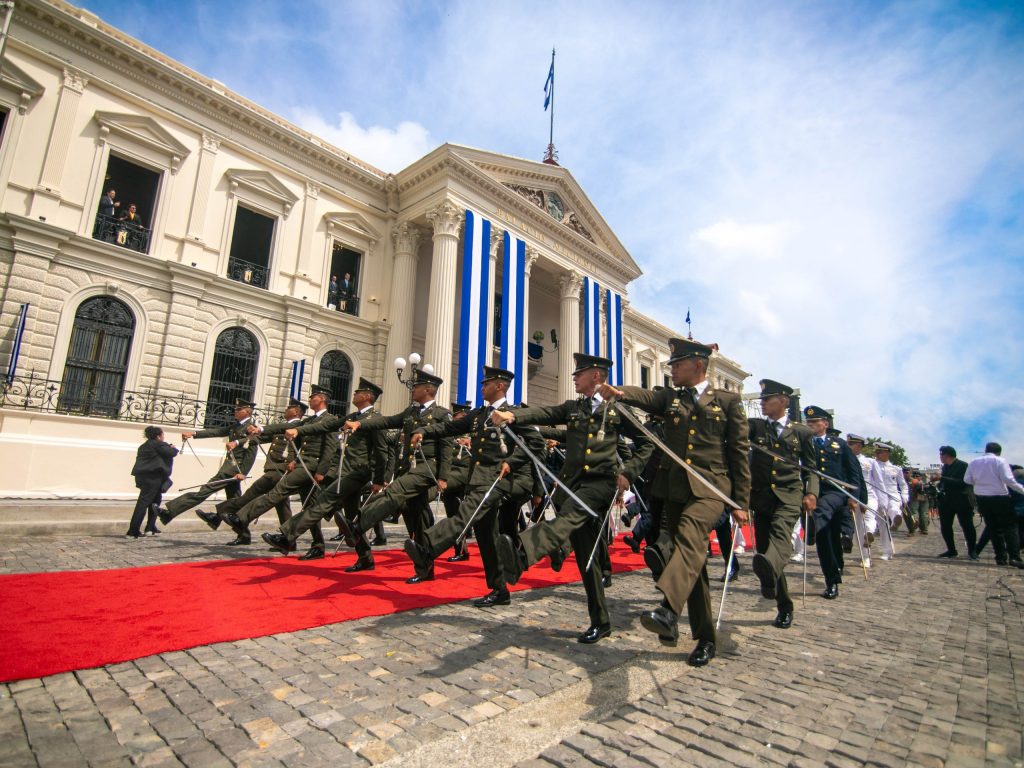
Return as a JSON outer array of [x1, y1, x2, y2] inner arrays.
[[692, 219, 795, 261], [291, 110, 434, 173]]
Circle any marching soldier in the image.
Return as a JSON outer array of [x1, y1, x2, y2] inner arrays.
[[874, 443, 909, 545], [847, 433, 888, 565], [596, 339, 749, 666], [262, 379, 389, 563], [156, 399, 259, 525], [195, 398, 307, 545], [747, 379, 818, 629], [493, 353, 653, 644], [344, 370, 453, 583], [804, 406, 866, 598], [221, 386, 334, 548], [405, 367, 542, 606], [441, 403, 476, 563]]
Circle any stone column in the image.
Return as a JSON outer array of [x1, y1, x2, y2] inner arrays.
[[520, 248, 540, 404], [381, 221, 423, 413], [423, 201, 463, 405], [486, 226, 503, 369], [558, 270, 583, 401]]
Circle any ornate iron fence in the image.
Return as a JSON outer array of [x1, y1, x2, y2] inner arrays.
[[226, 257, 269, 289], [92, 213, 152, 253], [0, 373, 273, 427]]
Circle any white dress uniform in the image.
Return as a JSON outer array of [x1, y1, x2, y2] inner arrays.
[[855, 453, 890, 562], [875, 457, 908, 559]]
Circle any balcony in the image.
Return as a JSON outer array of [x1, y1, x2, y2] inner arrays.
[[226, 257, 269, 289], [92, 213, 152, 254]]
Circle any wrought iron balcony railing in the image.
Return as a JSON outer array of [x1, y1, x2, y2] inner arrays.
[[92, 213, 152, 254], [226, 257, 269, 289]]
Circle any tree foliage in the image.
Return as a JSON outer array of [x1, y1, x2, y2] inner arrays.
[[862, 437, 909, 467]]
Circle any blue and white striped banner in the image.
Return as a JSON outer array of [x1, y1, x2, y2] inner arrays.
[[499, 232, 526, 404], [5, 303, 28, 384], [605, 289, 623, 386], [583, 276, 601, 356], [289, 359, 306, 400], [457, 209, 492, 407]]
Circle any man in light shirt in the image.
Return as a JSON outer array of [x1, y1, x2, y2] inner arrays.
[[964, 442, 1024, 568], [874, 443, 909, 551], [847, 434, 889, 566]]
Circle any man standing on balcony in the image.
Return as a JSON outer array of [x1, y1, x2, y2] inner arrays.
[[98, 188, 119, 217], [338, 272, 353, 312], [156, 399, 258, 526], [118, 203, 144, 227]]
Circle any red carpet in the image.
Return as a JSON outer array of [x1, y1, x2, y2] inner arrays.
[[0, 539, 653, 682]]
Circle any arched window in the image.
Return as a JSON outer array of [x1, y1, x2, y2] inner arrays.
[[318, 351, 352, 417], [205, 327, 259, 427], [59, 297, 135, 417]]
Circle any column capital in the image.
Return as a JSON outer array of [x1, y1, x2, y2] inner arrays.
[[558, 270, 584, 299], [201, 133, 221, 152], [489, 225, 504, 259], [426, 200, 463, 240], [62, 68, 88, 93], [305, 181, 320, 199], [525, 247, 541, 276], [391, 221, 424, 256]]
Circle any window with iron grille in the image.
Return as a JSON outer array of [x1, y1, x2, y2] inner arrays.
[[204, 327, 259, 428], [59, 297, 135, 417], [318, 351, 352, 417]]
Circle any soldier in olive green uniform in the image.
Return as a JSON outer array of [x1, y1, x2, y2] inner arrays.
[[262, 379, 390, 562], [747, 379, 819, 629], [406, 367, 544, 607], [223, 387, 335, 548], [195, 398, 307, 544], [442, 403, 475, 562], [494, 354, 652, 644], [157, 399, 259, 525], [346, 370, 453, 583], [600, 338, 750, 667]]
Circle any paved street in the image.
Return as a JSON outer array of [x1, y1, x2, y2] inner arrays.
[[2, 522, 1022, 768]]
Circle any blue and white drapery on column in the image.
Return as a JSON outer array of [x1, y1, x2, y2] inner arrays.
[[583, 276, 601, 356], [289, 359, 306, 400], [605, 288, 623, 386], [499, 232, 526, 404], [5, 303, 28, 385], [457, 209, 492, 407]]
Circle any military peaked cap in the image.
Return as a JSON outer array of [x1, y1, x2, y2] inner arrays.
[[846, 433, 866, 444], [288, 397, 308, 415], [234, 398, 256, 409], [355, 377, 383, 398], [803, 405, 831, 421], [826, 426, 841, 437], [481, 365, 514, 383], [310, 384, 331, 399], [668, 338, 713, 364], [414, 369, 444, 388], [759, 378, 794, 398], [451, 401, 472, 414], [572, 353, 613, 374], [874, 442, 893, 451]]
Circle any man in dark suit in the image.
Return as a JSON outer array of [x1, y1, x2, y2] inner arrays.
[[98, 188, 119, 217], [597, 339, 750, 667], [803, 406, 866, 599], [338, 272, 354, 311], [128, 426, 178, 537], [747, 379, 819, 629], [937, 445, 978, 559], [157, 400, 258, 525]]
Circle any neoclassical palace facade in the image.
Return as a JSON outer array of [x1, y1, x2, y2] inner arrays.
[[0, 0, 748, 499]]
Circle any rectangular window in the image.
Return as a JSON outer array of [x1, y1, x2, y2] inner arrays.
[[663, 374, 671, 388], [640, 365, 650, 390], [227, 206, 275, 289], [328, 243, 362, 315], [92, 154, 160, 254]]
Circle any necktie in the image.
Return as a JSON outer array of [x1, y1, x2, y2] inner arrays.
[[815, 436, 825, 447], [685, 387, 698, 404]]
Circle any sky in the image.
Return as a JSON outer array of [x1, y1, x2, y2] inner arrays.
[[79, 0, 1024, 466]]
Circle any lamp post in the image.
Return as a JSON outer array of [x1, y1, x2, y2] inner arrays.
[[394, 352, 434, 397]]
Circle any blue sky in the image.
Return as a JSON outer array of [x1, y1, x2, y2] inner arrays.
[[80, 0, 1024, 465]]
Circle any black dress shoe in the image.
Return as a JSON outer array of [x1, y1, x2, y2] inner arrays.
[[968, 550, 979, 560], [687, 640, 716, 667], [225, 535, 251, 546], [262, 532, 294, 555], [719, 564, 739, 582], [602, 575, 612, 588], [496, 534, 525, 585], [222, 512, 247, 536], [329, 532, 346, 542], [145, 528, 160, 535], [773, 610, 793, 629], [643, 546, 666, 579], [299, 548, 325, 561], [841, 534, 853, 554], [404, 538, 433, 575], [623, 534, 640, 554], [474, 588, 511, 607], [822, 584, 839, 600], [371, 537, 388, 546], [196, 510, 222, 530], [640, 605, 678, 646], [1010, 559, 1024, 570], [345, 558, 375, 573], [578, 624, 612, 644], [125, 532, 141, 538], [156, 507, 171, 525], [405, 572, 434, 584], [751, 553, 776, 598], [549, 547, 566, 573], [937, 550, 958, 558], [447, 552, 470, 562]]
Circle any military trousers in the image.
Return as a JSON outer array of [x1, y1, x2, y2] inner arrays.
[[282, 468, 369, 549], [813, 491, 847, 587], [215, 469, 290, 525], [654, 490, 723, 644], [360, 464, 437, 545], [165, 469, 241, 519], [236, 468, 315, 527], [752, 494, 801, 613], [520, 474, 617, 628]]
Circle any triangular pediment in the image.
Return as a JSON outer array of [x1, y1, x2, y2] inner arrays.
[[0, 60, 44, 101], [323, 211, 382, 244], [94, 112, 190, 170], [225, 169, 299, 215]]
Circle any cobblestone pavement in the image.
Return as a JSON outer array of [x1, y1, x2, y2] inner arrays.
[[1, 521, 1022, 768]]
